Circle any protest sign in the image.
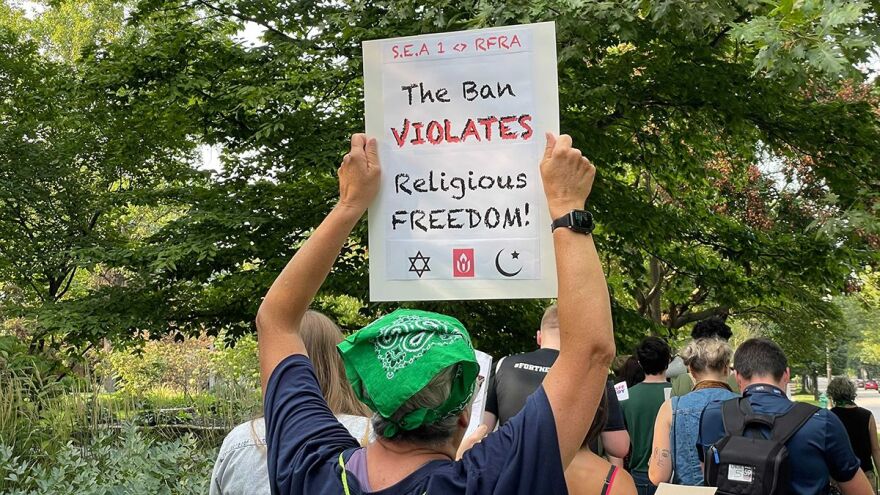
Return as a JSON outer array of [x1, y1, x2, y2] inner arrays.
[[363, 22, 559, 301]]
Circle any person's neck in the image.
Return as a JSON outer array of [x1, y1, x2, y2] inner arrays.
[[693, 371, 728, 384], [742, 379, 784, 392], [643, 372, 667, 383], [369, 437, 455, 461], [539, 341, 560, 351], [365, 438, 455, 490]]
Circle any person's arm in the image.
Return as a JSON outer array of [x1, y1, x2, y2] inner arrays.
[[482, 361, 500, 432], [838, 470, 873, 495], [601, 379, 630, 458], [256, 134, 380, 392], [870, 414, 880, 478], [481, 412, 498, 432], [648, 400, 673, 485], [539, 133, 615, 468], [601, 430, 631, 459]]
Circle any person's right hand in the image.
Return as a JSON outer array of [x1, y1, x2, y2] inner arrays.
[[455, 424, 489, 460], [337, 133, 381, 212], [539, 133, 596, 220]]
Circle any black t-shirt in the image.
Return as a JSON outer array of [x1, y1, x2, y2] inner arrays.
[[485, 348, 624, 433], [832, 406, 875, 473]]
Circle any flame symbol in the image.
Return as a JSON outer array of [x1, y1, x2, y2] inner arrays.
[[457, 253, 471, 273]]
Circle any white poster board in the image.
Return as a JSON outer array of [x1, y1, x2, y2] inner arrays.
[[656, 483, 717, 495], [464, 349, 494, 438], [363, 22, 560, 301]]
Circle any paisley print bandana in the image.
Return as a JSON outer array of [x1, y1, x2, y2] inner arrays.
[[337, 309, 479, 438]]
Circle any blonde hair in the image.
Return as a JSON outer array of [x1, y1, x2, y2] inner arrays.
[[541, 304, 559, 333], [251, 310, 371, 450], [681, 337, 732, 375], [300, 310, 371, 417]]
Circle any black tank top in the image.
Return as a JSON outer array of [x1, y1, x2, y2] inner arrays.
[[831, 406, 874, 473]]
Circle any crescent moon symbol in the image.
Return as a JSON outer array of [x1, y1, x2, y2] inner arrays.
[[494, 249, 522, 277]]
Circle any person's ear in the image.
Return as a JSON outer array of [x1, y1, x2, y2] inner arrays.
[[781, 367, 791, 387], [536, 331, 542, 347], [458, 409, 471, 429], [734, 370, 746, 390]]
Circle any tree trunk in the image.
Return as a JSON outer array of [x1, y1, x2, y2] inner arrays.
[[649, 257, 662, 326], [826, 343, 832, 382]]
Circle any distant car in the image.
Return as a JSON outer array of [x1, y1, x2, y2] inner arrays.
[[857, 378, 865, 388], [866, 379, 879, 391]]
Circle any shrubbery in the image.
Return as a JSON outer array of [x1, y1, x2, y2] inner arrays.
[[0, 426, 215, 494]]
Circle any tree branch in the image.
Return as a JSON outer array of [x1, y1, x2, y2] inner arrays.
[[671, 305, 730, 328]]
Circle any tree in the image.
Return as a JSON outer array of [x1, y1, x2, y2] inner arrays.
[[5, 0, 880, 358], [0, 3, 200, 351]]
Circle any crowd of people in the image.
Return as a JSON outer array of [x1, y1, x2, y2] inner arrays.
[[208, 133, 879, 495]]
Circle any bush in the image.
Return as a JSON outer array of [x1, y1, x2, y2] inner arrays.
[[0, 426, 216, 494]]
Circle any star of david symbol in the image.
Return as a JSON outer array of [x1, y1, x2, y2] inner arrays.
[[408, 251, 431, 278]]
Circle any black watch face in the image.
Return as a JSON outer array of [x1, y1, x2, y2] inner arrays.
[[570, 210, 594, 231]]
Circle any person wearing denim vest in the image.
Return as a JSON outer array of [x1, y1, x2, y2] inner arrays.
[[648, 337, 736, 487], [669, 387, 736, 484]]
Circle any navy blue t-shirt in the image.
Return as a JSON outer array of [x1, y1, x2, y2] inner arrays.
[[265, 354, 568, 495], [698, 384, 861, 495]]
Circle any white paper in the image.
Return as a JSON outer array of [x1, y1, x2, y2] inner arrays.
[[364, 22, 559, 301], [656, 483, 717, 495], [614, 381, 630, 401], [465, 349, 494, 438]]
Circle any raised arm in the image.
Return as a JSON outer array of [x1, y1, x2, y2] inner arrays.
[[256, 134, 380, 392], [539, 133, 615, 467]]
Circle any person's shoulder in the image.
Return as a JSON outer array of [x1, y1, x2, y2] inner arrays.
[[611, 467, 637, 495], [701, 398, 724, 422], [336, 414, 371, 440], [512, 348, 553, 361], [812, 406, 843, 429], [219, 419, 266, 455]]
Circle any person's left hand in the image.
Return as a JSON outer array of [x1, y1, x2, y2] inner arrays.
[[338, 133, 381, 212]]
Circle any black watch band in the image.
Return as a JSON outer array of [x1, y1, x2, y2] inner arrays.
[[551, 210, 595, 234]]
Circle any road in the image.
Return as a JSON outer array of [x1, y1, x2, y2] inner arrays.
[[855, 388, 880, 419]]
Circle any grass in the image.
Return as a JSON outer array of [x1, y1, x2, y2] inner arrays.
[[792, 393, 821, 406]]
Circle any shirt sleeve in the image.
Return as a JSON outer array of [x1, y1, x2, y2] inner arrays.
[[264, 355, 358, 494], [822, 410, 862, 482], [460, 386, 568, 494], [484, 359, 499, 417], [210, 450, 225, 495], [603, 379, 626, 432]]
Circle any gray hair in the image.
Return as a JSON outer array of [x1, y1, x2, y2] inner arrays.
[[371, 365, 461, 445], [681, 337, 732, 374], [827, 376, 857, 404]]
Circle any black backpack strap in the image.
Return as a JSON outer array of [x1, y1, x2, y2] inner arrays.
[[721, 397, 749, 436], [770, 402, 819, 445]]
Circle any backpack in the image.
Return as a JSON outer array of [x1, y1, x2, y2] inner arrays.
[[703, 397, 819, 495]]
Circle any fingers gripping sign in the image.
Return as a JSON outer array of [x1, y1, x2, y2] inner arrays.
[[539, 132, 596, 219], [338, 133, 382, 212]]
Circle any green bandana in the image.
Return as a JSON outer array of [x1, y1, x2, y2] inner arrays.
[[337, 309, 478, 438]]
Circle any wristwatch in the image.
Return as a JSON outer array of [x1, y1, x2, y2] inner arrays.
[[551, 210, 595, 235]]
